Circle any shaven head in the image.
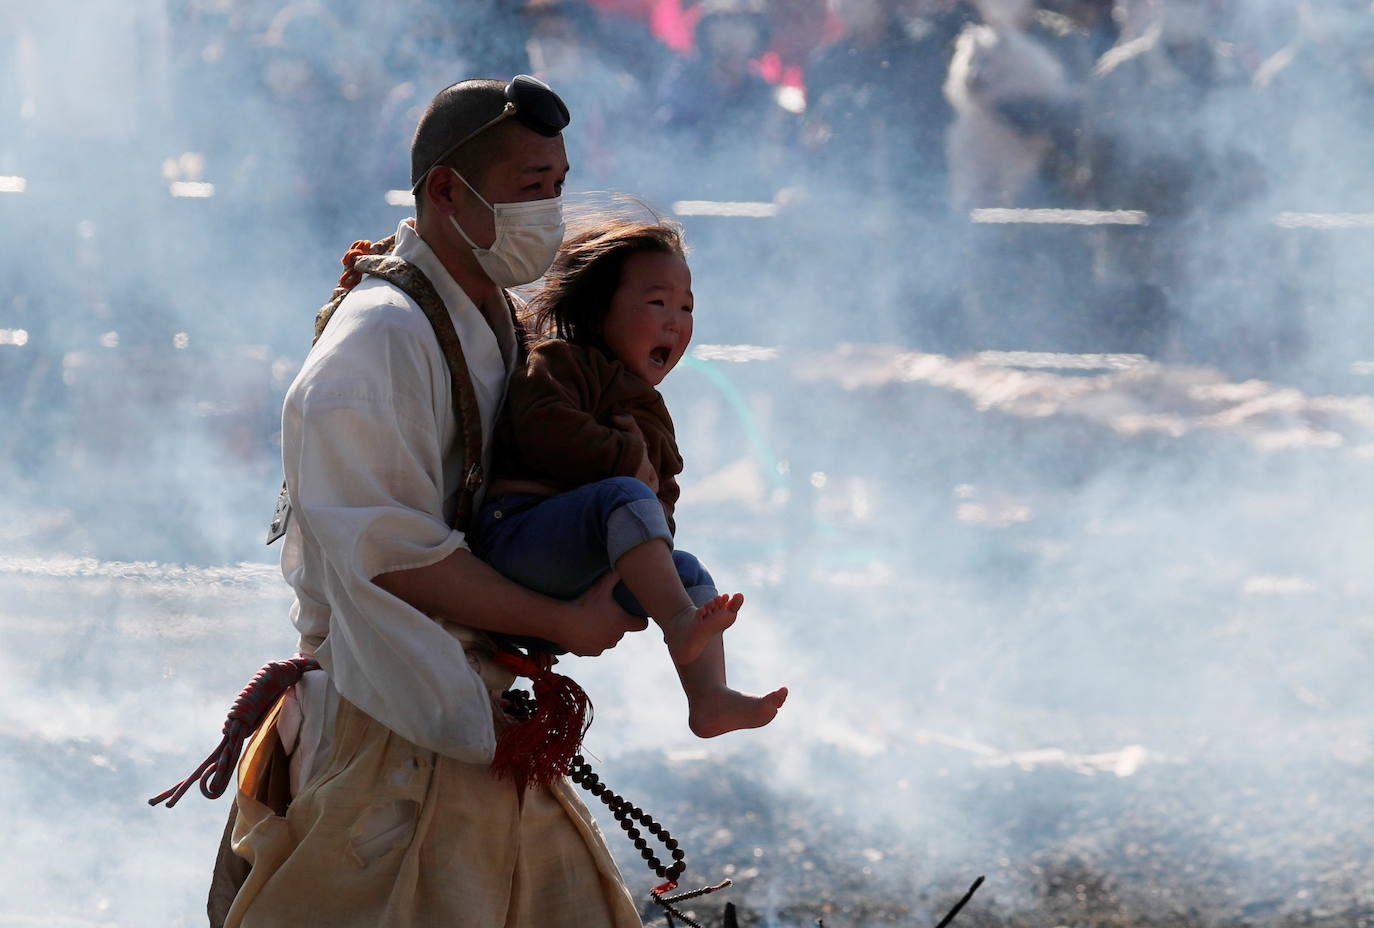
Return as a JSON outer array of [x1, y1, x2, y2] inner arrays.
[[410, 79, 516, 194]]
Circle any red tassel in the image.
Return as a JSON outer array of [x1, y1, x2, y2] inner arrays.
[[490, 652, 592, 788]]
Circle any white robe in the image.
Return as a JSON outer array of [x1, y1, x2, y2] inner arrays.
[[279, 217, 516, 774]]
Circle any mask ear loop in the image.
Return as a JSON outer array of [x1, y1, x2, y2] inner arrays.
[[443, 167, 496, 251], [448, 167, 495, 213]]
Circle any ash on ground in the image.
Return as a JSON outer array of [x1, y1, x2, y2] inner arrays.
[[592, 736, 1374, 928]]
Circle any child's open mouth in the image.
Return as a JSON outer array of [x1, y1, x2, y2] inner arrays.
[[649, 346, 671, 367]]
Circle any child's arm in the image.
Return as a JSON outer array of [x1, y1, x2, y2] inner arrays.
[[612, 413, 659, 494], [508, 343, 647, 486], [615, 411, 680, 536], [657, 472, 680, 536]]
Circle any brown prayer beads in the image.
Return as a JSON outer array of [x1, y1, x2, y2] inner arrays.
[[568, 754, 687, 883]]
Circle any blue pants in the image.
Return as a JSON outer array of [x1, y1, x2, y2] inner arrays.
[[473, 477, 717, 652]]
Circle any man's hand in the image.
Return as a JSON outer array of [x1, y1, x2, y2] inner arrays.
[[375, 551, 646, 657], [612, 412, 659, 493], [554, 570, 648, 656]]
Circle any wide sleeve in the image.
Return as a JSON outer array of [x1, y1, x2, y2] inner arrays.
[[282, 309, 497, 762], [507, 343, 645, 486]]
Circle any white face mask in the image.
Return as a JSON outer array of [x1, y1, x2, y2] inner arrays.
[[446, 170, 565, 288]]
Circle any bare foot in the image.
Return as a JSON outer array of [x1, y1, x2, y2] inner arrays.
[[688, 685, 788, 738], [661, 593, 743, 666]]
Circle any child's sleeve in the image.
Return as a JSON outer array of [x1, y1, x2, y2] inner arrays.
[[508, 344, 646, 485]]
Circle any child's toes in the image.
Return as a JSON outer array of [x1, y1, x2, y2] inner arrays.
[[696, 596, 740, 633]]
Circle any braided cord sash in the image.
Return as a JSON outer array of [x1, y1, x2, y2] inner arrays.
[[349, 254, 487, 533], [148, 656, 320, 808], [313, 239, 526, 534]]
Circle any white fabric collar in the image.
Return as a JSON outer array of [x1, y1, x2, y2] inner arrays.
[[390, 219, 517, 439]]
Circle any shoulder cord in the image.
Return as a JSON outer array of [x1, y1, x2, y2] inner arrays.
[[312, 235, 397, 344], [346, 251, 486, 532], [313, 236, 528, 533]]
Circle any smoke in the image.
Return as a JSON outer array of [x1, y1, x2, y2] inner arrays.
[[3, 0, 1374, 924]]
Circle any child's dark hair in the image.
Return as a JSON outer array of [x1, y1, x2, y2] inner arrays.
[[524, 216, 687, 348]]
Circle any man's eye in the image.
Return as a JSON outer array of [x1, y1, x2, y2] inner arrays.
[[649, 300, 665, 307], [682, 305, 694, 314]]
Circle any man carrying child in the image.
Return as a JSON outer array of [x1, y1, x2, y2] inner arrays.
[[220, 76, 646, 928]]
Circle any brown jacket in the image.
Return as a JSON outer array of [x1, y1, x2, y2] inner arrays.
[[491, 339, 683, 532]]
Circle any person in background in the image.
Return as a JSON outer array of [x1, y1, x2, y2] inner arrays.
[[524, 1, 655, 186], [941, 0, 1089, 349], [653, 0, 796, 200], [1030, 0, 1118, 84], [806, 0, 967, 213], [1082, 0, 1268, 360], [944, 0, 1079, 211], [797, 0, 970, 346]]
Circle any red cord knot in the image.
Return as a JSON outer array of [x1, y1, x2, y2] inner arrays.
[[489, 650, 592, 788], [491, 650, 553, 679], [149, 655, 320, 809], [336, 239, 376, 291], [223, 659, 315, 728]]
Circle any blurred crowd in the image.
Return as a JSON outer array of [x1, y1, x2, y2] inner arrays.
[[2, 4, 1374, 428], [3, 0, 1372, 340], [138, 0, 1374, 210], [153, 0, 1374, 353]]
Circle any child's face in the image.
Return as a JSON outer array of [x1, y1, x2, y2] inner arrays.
[[603, 250, 694, 387]]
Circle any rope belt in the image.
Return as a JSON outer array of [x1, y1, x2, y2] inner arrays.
[[148, 656, 321, 808]]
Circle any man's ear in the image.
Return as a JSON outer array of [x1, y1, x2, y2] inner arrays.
[[422, 167, 460, 217]]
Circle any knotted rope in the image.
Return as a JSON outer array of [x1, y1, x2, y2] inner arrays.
[[489, 650, 592, 788], [314, 235, 396, 343], [148, 656, 320, 808], [337, 238, 384, 291]]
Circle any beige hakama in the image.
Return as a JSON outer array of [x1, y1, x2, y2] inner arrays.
[[224, 697, 641, 928]]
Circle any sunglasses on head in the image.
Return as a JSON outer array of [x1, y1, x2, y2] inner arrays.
[[414, 75, 571, 191], [504, 74, 571, 137]]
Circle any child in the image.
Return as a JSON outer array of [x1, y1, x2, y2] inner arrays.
[[475, 217, 787, 738]]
